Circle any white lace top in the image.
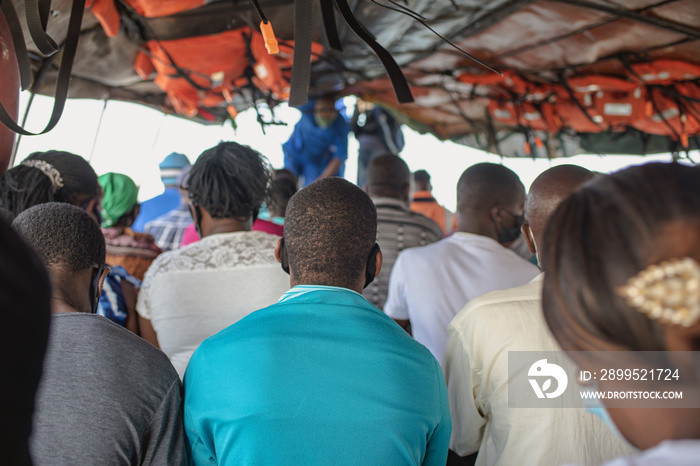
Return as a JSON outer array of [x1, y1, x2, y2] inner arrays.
[[137, 231, 290, 378]]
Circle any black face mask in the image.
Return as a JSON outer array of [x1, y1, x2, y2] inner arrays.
[[91, 264, 106, 314], [497, 210, 524, 244]]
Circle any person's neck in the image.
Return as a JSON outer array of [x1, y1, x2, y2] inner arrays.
[[202, 218, 252, 237], [50, 296, 86, 314], [48, 268, 93, 314], [457, 217, 498, 241], [291, 277, 364, 295]]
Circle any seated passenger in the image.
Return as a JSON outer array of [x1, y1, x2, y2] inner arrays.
[[252, 169, 298, 236], [0, 217, 51, 466], [184, 178, 451, 465], [364, 155, 442, 310], [132, 152, 190, 233], [385, 163, 540, 363], [181, 168, 297, 245], [137, 142, 290, 378], [542, 162, 700, 465], [144, 165, 194, 251], [444, 166, 633, 465], [410, 169, 457, 235], [13, 203, 185, 465], [0, 151, 139, 331], [99, 172, 161, 281], [0, 150, 102, 218]]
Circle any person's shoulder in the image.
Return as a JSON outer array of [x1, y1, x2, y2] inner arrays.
[[54, 314, 178, 379], [143, 245, 187, 277], [187, 302, 280, 367], [451, 278, 543, 329], [406, 210, 443, 238]]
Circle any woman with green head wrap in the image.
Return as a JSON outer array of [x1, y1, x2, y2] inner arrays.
[[99, 172, 139, 228], [97, 173, 161, 281]]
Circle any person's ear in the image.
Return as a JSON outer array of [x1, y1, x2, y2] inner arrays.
[[489, 205, 502, 223], [276, 237, 290, 274], [97, 266, 110, 297], [522, 223, 537, 255], [274, 238, 283, 264], [374, 249, 383, 278]]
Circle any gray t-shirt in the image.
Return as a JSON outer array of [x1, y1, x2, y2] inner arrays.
[[31, 313, 186, 465]]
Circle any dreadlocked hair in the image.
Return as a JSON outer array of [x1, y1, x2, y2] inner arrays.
[[186, 142, 271, 220], [0, 151, 100, 216]]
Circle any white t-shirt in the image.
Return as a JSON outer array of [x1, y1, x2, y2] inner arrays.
[[563, 440, 700, 466], [384, 232, 540, 363], [137, 231, 290, 378], [444, 275, 635, 466]]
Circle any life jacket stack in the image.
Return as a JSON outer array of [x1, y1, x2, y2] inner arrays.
[[88, 0, 323, 121], [458, 60, 700, 151]]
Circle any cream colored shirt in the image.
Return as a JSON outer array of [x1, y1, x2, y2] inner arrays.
[[137, 231, 290, 378], [444, 274, 636, 466]]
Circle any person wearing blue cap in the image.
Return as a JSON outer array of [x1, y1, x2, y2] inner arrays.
[[132, 152, 190, 232]]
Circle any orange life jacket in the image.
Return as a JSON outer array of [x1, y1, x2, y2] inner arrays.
[[567, 75, 646, 131]]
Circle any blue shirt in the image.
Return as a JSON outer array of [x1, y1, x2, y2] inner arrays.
[[282, 101, 350, 186], [184, 285, 451, 465], [132, 187, 182, 232]]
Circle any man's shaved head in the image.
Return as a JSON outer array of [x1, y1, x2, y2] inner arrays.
[[366, 155, 410, 198], [457, 163, 524, 213], [284, 178, 377, 288], [525, 164, 595, 250]]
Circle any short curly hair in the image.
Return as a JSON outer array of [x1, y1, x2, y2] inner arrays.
[[284, 178, 377, 287], [185, 142, 271, 220], [12, 203, 106, 273]]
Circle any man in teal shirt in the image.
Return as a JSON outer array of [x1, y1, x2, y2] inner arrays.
[[184, 178, 451, 465]]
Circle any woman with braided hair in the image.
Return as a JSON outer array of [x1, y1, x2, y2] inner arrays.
[[0, 151, 140, 334]]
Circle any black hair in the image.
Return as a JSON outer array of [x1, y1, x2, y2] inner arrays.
[[366, 154, 410, 198], [186, 142, 271, 220], [0, 151, 100, 216], [541, 162, 700, 352], [13, 203, 106, 273], [457, 163, 523, 212], [284, 178, 377, 287], [0, 217, 51, 466], [413, 169, 431, 183], [268, 176, 298, 218]]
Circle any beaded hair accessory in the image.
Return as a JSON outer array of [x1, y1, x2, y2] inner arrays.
[[21, 160, 65, 192], [617, 258, 700, 327]]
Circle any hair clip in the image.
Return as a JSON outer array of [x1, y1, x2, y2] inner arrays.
[[21, 160, 64, 192], [617, 258, 700, 327]]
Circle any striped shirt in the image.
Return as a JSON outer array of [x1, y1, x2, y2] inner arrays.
[[363, 197, 442, 310]]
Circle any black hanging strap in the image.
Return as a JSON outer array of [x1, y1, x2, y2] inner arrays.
[[288, 0, 314, 107], [1, 0, 33, 90], [25, 0, 59, 56], [333, 0, 413, 104], [320, 0, 342, 51], [0, 0, 86, 135]]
